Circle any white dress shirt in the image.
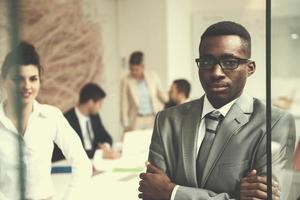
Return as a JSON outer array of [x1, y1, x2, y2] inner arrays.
[[74, 107, 94, 150], [0, 100, 92, 200], [137, 79, 154, 115], [170, 95, 238, 200]]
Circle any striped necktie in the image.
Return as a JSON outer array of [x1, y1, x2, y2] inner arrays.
[[196, 110, 223, 185]]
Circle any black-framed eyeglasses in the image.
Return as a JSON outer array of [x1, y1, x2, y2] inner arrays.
[[195, 57, 251, 70]]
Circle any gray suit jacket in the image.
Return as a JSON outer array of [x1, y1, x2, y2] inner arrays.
[[148, 95, 295, 200]]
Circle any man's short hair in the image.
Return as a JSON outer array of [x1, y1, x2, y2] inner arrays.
[[79, 83, 106, 104], [1, 41, 43, 79], [200, 21, 251, 57], [173, 79, 191, 98], [129, 51, 144, 65]]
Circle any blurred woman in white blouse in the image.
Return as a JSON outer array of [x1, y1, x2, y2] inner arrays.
[[0, 41, 92, 200]]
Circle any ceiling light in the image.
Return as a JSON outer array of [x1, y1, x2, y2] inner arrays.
[[291, 33, 298, 39]]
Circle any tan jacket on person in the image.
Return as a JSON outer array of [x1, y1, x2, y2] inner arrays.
[[121, 70, 167, 130]]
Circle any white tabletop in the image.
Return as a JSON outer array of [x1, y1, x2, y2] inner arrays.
[[52, 129, 152, 200]]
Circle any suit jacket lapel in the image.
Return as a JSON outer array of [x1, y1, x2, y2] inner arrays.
[[144, 72, 156, 105], [181, 97, 204, 187], [128, 78, 139, 106], [200, 94, 253, 187], [71, 108, 84, 141]]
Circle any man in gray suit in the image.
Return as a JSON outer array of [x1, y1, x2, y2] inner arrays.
[[138, 21, 295, 200]]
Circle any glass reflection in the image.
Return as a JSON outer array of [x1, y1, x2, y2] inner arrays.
[[272, 0, 300, 199], [0, 41, 92, 199]]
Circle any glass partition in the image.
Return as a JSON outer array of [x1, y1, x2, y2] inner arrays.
[[0, 1, 26, 200], [272, 0, 300, 199]]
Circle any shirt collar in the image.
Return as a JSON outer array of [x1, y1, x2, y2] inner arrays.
[[202, 95, 238, 119], [75, 106, 89, 121], [0, 100, 46, 129], [31, 100, 47, 118], [182, 98, 190, 104]]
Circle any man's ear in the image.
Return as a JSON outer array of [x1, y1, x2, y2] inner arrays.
[[247, 61, 256, 77]]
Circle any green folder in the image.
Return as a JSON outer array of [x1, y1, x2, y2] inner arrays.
[[113, 167, 144, 173]]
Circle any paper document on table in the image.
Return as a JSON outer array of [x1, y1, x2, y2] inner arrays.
[[118, 173, 139, 181], [122, 129, 152, 158], [113, 167, 144, 172], [93, 129, 152, 172]]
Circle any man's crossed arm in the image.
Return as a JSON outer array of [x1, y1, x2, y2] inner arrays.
[[138, 162, 280, 200]]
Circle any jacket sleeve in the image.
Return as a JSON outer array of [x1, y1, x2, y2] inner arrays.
[[94, 114, 113, 146], [154, 73, 167, 104], [54, 109, 92, 200], [247, 112, 295, 191], [294, 142, 300, 170], [120, 77, 130, 128], [249, 112, 296, 200]]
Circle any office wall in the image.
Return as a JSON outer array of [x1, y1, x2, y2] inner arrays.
[[82, 0, 121, 142], [117, 0, 168, 90], [166, 0, 193, 88]]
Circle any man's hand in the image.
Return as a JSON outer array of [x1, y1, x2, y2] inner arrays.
[[102, 149, 121, 159], [98, 143, 121, 159], [240, 169, 280, 200], [138, 162, 176, 200], [123, 126, 133, 133]]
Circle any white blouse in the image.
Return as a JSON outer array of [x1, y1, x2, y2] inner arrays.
[[0, 100, 92, 200]]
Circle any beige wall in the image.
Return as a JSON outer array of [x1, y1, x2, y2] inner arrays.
[[83, 0, 121, 142], [166, 0, 193, 88], [117, 0, 168, 89]]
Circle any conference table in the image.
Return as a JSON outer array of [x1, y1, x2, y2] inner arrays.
[[52, 129, 152, 200], [52, 127, 300, 200]]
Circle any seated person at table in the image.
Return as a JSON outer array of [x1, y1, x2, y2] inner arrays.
[[165, 79, 191, 109], [52, 83, 120, 161]]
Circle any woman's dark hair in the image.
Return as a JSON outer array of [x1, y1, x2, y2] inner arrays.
[[1, 41, 42, 79]]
